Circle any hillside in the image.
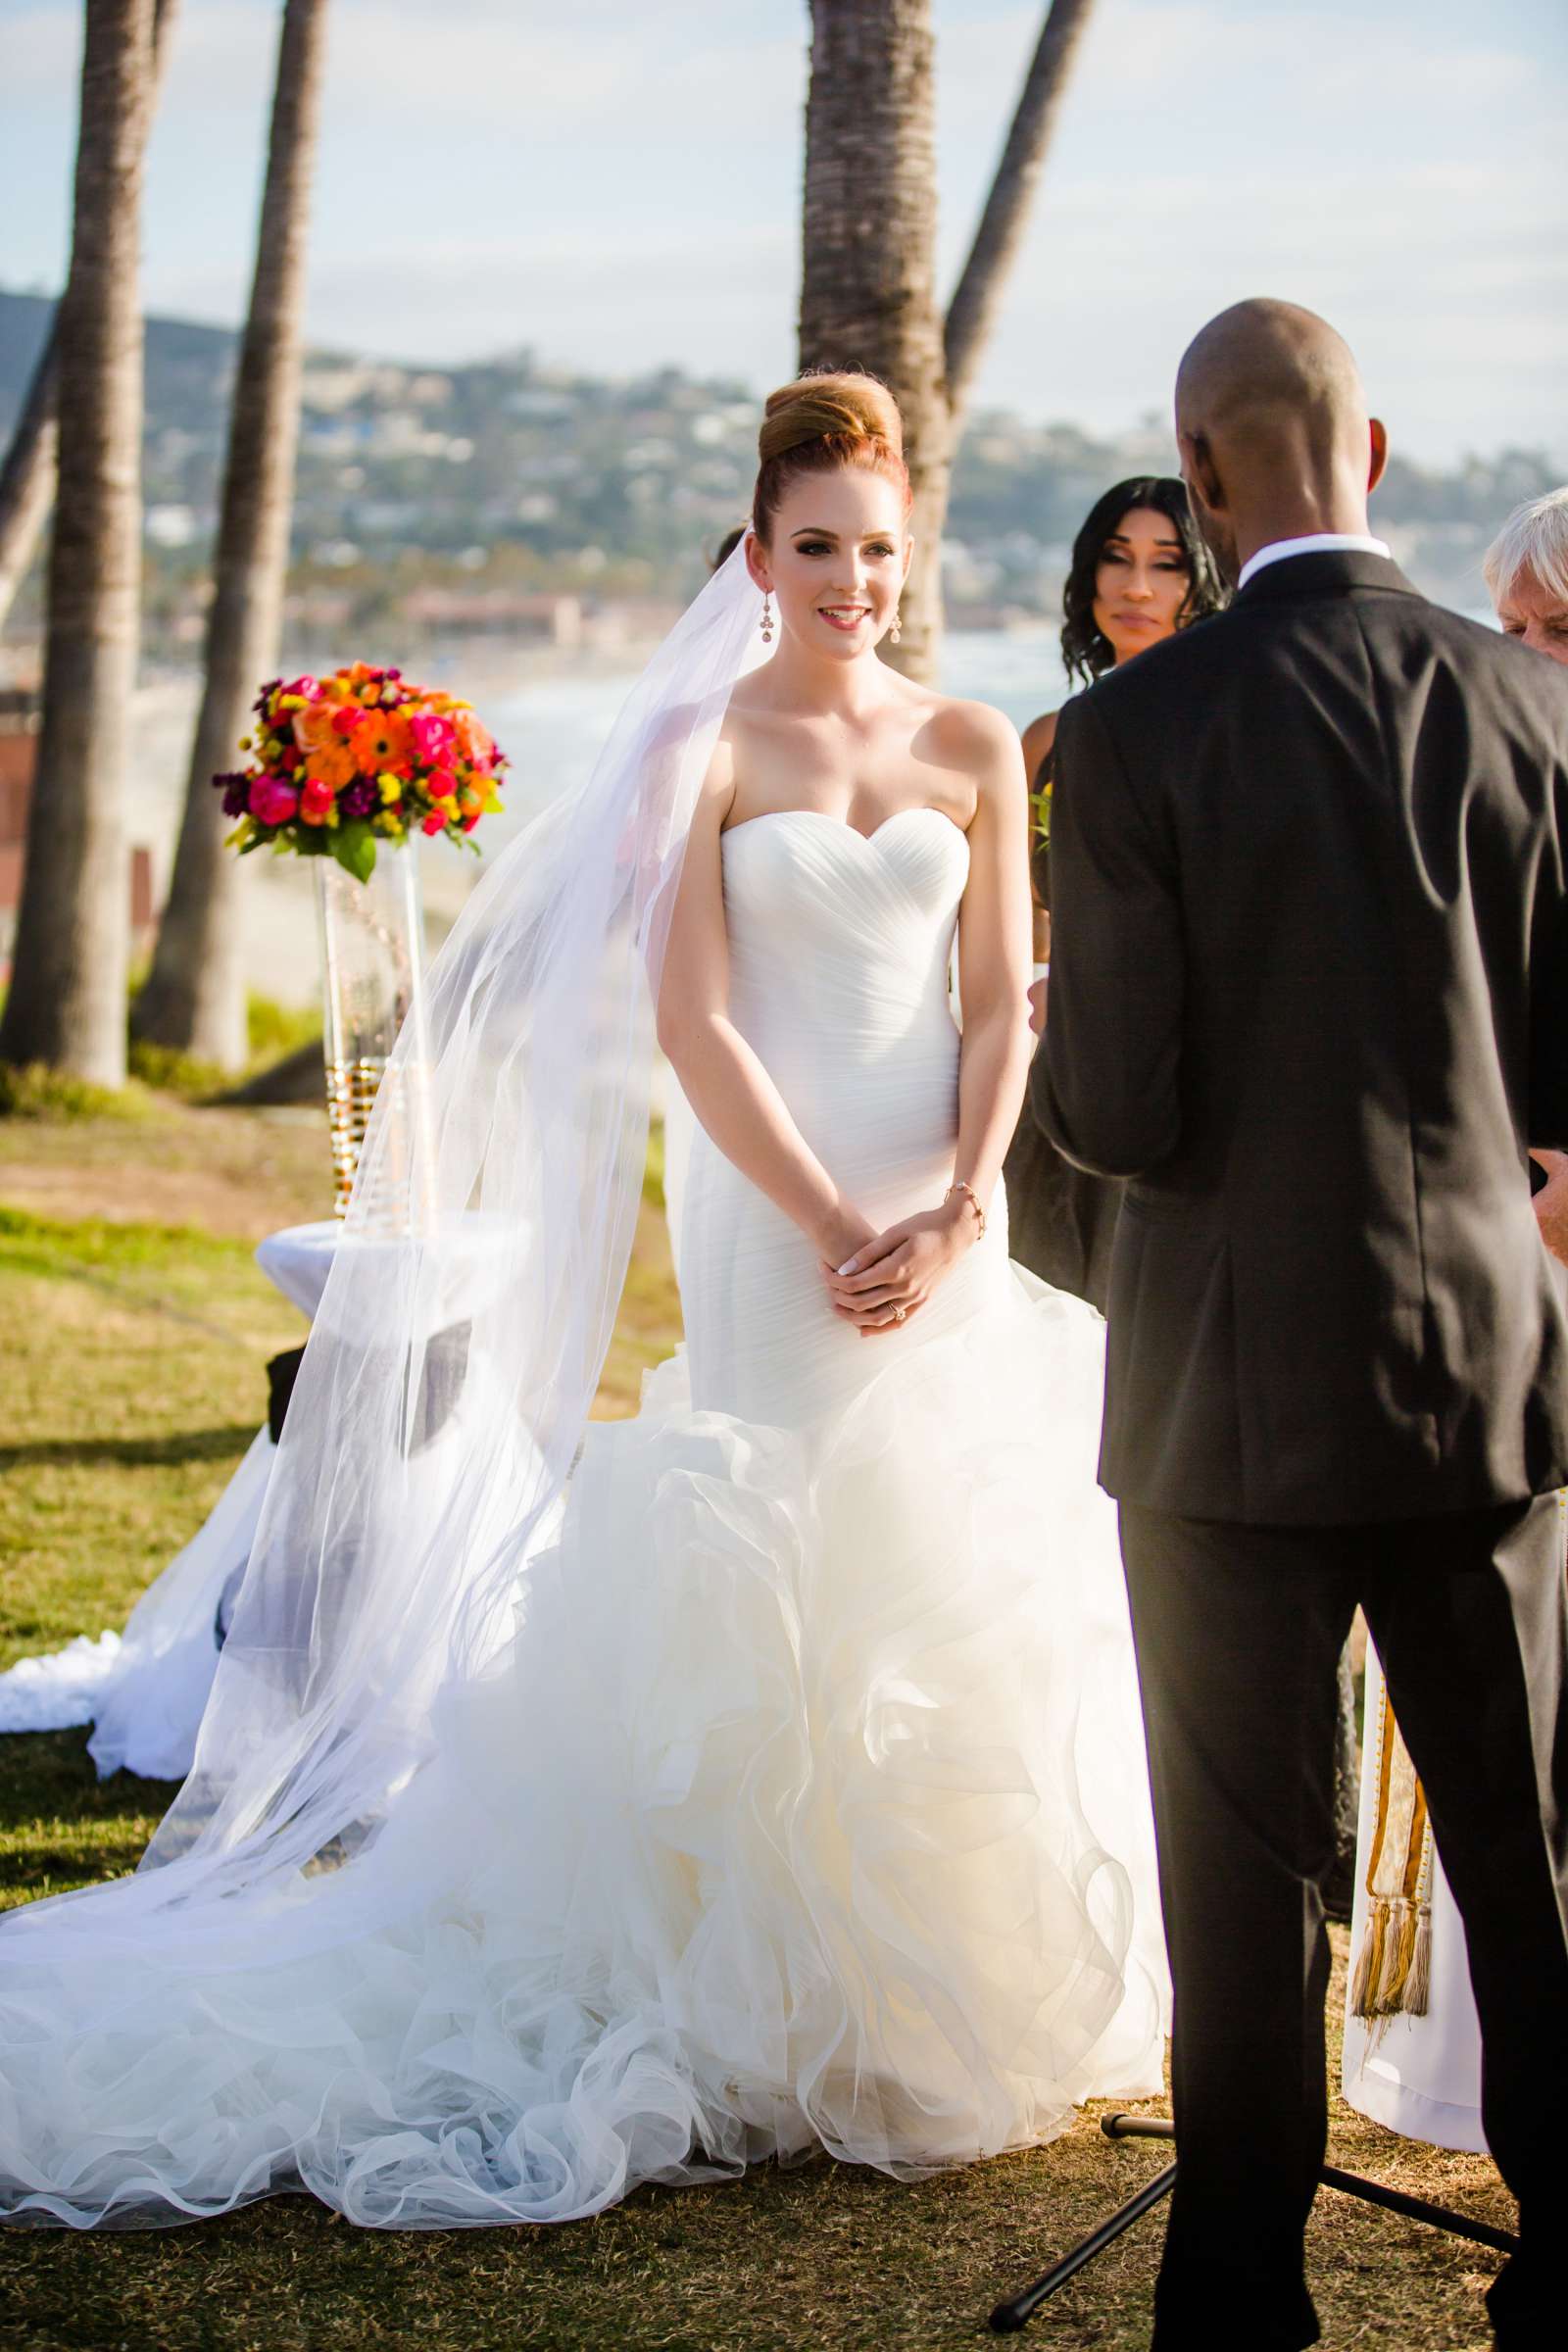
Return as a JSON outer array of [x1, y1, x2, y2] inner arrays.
[[2, 288, 1558, 662]]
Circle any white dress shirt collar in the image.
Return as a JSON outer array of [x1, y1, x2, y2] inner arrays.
[[1237, 532, 1392, 592]]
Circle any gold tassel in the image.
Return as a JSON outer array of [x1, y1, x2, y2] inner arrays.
[[1350, 1899, 1389, 2020], [1383, 1893, 1422, 2013], [1406, 1905, 1433, 2018]]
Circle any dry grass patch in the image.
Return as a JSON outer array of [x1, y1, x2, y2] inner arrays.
[[0, 1099, 332, 1241]]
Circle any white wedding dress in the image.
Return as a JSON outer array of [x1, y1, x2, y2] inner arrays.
[[0, 805, 1165, 2229]]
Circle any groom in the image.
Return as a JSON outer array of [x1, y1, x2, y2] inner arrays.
[[1034, 298, 1568, 2350]]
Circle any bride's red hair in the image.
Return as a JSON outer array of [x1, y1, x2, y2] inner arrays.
[[752, 369, 911, 543]]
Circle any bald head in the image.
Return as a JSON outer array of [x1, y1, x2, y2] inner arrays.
[[1174, 300, 1387, 586]]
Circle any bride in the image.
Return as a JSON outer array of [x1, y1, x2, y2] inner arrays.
[[0, 372, 1164, 2230]]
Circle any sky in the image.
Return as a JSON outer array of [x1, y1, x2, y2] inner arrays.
[[3, 0, 1565, 467]]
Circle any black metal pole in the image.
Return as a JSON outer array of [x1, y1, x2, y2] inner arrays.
[[1318, 2163, 1519, 2256], [988, 2160, 1177, 2333], [988, 2111, 1519, 2332]]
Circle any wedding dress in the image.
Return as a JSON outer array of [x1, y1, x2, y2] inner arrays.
[[0, 797, 1164, 2230]]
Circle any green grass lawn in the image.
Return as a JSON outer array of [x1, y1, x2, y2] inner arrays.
[[0, 1106, 1516, 2351]]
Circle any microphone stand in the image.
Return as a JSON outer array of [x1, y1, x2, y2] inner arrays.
[[988, 2110, 1519, 2334]]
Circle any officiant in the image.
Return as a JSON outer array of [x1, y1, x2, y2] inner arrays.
[[1035, 299, 1568, 2352]]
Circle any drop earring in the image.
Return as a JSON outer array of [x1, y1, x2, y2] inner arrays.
[[889, 605, 903, 646], [760, 591, 774, 644]]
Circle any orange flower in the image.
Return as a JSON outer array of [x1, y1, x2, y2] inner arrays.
[[453, 708, 493, 766], [353, 710, 412, 776], [310, 739, 359, 792], [294, 702, 340, 755]]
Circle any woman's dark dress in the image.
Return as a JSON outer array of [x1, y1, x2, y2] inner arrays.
[[1003, 735, 1122, 1312]]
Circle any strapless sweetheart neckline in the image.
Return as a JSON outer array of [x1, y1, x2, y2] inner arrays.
[[721, 806, 966, 851]]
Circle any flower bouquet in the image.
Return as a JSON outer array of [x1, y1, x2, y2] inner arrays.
[[216, 662, 507, 882], [218, 663, 509, 1218]]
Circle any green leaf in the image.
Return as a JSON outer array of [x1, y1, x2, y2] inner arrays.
[[329, 820, 377, 884]]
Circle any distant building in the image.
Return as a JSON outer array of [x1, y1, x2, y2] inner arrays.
[[397, 588, 585, 649]]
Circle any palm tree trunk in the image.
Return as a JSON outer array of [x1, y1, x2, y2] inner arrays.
[[0, 0, 157, 1085], [798, 3, 1096, 683], [799, 0, 948, 683], [132, 0, 330, 1067], [0, 0, 178, 640], [943, 0, 1099, 418]]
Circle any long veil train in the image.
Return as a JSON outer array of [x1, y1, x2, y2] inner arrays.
[[0, 551, 765, 2215]]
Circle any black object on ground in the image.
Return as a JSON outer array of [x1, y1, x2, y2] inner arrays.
[[987, 2111, 1519, 2333]]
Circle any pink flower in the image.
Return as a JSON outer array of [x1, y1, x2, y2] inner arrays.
[[251, 776, 300, 826], [282, 674, 318, 700], [409, 713, 457, 766]]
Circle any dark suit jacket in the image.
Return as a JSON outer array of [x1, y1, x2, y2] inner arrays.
[[1005, 769, 1123, 1308], [1032, 549, 1568, 1524]]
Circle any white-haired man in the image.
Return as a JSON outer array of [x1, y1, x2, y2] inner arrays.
[[1489, 485, 1568, 666]]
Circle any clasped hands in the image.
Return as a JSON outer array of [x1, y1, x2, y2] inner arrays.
[[818, 1199, 979, 1337]]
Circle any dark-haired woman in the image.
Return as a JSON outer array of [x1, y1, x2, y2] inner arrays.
[[1004, 478, 1225, 1304]]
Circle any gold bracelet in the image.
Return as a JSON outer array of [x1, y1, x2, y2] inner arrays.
[[944, 1180, 986, 1241]]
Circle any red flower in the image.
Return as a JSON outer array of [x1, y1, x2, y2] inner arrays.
[[300, 776, 336, 826], [421, 809, 447, 836], [331, 705, 367, 736], [251, 776, 301, 826]]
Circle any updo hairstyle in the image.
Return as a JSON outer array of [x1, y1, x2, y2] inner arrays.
[[753, 369, 911, 543]]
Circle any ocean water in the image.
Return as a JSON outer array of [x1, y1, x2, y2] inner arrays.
[[471, 628, 1071, 858]]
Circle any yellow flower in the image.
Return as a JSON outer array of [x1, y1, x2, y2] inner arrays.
[[377, 771, 404, 806]]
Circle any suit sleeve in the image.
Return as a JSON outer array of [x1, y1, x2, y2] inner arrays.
[[1031, 691, 1184, 1178], [1529, 747, 1568, 1151]]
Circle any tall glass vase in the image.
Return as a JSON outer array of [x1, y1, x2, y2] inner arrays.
[[314, 846, 432, 1228]]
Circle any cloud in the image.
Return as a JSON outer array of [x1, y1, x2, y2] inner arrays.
[[3, 0, 1562, 464]]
